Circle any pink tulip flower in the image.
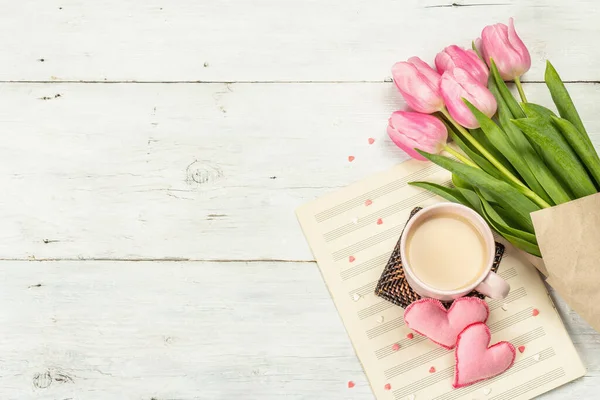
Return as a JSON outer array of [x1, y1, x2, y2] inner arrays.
[[440, 68, 497, 129], [387, 111, 448, 161], [480, 18, 531, 80], [435, 45, 489, 85], [474, 38, 484, 57], [391, 57, 444, 114]]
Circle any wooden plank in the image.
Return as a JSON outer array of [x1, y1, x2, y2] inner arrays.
[[544, 287, 600, 399], [1, 82, 600, 261], [1, 0, 599, 82], [0, 261, 371, 399], [0, 260, 594, 399]]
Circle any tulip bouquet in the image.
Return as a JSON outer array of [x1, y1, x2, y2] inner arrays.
[[388, 18, 600, 259]]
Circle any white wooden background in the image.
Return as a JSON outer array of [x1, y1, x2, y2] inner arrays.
[[1, 1, 599, 399]]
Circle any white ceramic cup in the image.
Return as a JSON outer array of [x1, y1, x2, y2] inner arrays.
[[400, 202, 510, 301]]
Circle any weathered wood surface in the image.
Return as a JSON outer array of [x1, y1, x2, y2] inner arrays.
[[0, 261, 371, 400], [1, 0, 599, 398], [0, 261, 596, 399], [1, 82, 599, 261], [0, 0, 599, 82]]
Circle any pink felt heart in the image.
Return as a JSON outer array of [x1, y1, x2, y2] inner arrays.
[[403, 297, 489, 349], [453, 322, 516, 388]]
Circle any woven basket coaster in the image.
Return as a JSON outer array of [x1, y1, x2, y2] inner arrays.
[[374, 207, 505, 309]]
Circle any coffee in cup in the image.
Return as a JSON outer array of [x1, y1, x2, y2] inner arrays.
[[400, 203, 510, 300]]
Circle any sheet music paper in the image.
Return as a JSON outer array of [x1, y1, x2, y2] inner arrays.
[[296, 161, 585, 400]]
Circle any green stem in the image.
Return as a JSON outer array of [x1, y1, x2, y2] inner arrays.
[[514, 76, 528, 103], [440, 107, 551, 209], [523, 187, 551, 208], [443, 145, 479, 168], [441, 107, 523, 186]]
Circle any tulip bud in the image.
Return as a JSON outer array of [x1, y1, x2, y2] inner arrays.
[[391, 57, 444, 114], [473, 38, 484, 58], [435, 45, 489, 85], [440, 68, 497, 129], [480, 18, 531, 80], [387, 111, 448, 161]]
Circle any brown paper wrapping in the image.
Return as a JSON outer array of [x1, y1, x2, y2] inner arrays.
[[531, 192, 600, 332]]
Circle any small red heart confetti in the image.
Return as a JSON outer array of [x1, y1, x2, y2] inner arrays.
[[429, 366, 436, 373], [392, 343, 401, 351], [347, 381, 355, 389], [518, 346, 526, 353], [365, 199, 373, 206], [532, 308, 540, 316], [368, 138, 375, 145], [384, 383, 392, 391], [349, 256, 356, 263], [377, 218, 383, 225], [348, 155, 355, 162], [407, 333, 414, 339]]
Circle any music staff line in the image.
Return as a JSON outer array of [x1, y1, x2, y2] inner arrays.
[[373, 287, 530, 360], [385, 327, 545, 381], [393, 347, 555, 399], [314, 165, 442, 223]]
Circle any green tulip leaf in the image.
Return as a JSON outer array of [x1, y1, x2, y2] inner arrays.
[[452, 173, 471, 190], [520, 103, 558, 159], [417, 150, 539, 232], [502, 232, 542, 257], [521, 102, 557, 120], [470, 127, 517, 176], [463, 99, 557, 208], [494, 205, 529, 230], [488, 81, 555, 205], [478, 192, 538, 244], [453, 174, 496, 205], [545, 61, 592, 147], [552, 116, 600, 188], [511, 117, 597, 199], [489, 59, 525, 118], [408, 181, 468, 205], [497, 99, 571, 205], [457, 187, 484, 215], [477, 193, 542, 256], [446, 124, 503, 180]]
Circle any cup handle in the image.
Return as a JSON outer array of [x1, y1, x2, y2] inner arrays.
[[475, 271, 510, 299]]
